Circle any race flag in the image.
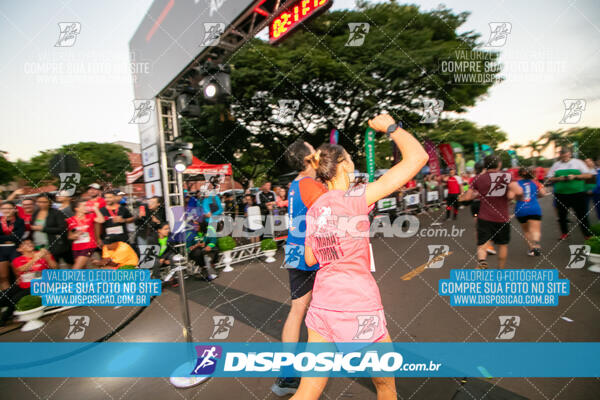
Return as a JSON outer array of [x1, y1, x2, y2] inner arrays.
[[330, 129, 339, 145], [365, 127, 376, 182], [474, 142, 481, 162], [424, 140, 441, 176], [438, 143, 456, 170], [451, 142, 465, 174], [572, 141, 579, 158]]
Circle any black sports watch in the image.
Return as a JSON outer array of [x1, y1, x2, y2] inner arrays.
[[386, 121, 403, 136]]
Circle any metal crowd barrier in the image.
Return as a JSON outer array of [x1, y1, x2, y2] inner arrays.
[[373, 186, 450, 216]]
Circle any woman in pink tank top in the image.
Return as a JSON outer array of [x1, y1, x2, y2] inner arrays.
[[290, 114, 429, 400]]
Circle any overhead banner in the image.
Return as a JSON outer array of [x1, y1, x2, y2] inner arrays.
[[424, 140, 441, 176], [365, 127, 376, 182], [438, 143, 456, 170]]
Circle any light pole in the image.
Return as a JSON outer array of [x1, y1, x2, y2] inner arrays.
[[167, 145, 209, 389]]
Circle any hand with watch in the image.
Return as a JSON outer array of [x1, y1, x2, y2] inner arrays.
[[367, 114, 403, 137]]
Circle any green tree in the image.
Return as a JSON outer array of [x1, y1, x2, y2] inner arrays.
[[564, 127, 600, 160], [414, 119, 507, 160], [14, 143, 131, 191], [0, 155, 16, 185], [181, 1, 501, 182]]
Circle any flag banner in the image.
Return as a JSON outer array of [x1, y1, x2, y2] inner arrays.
[[455, 153, 465, 174], [572, 141, 579, 158], [474, 142, 481, 162], [365, 127, 376, 182], [1, 342, 599, 378], [424, 140, 441, 176], [330, 129, 339, 144], [392, 141, 400, 165], [507, 150, 519, 167], [438, 143, 456, 170]]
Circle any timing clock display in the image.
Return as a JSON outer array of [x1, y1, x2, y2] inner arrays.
[[269, 0, 333, 44]]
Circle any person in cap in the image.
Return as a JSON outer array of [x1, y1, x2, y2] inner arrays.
[[116, 191, 127, 206], [85, 183, 106, 212]]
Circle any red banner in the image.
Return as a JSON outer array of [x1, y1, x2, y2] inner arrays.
[[424, 140, 441, 176], [438, 143, 456, 170]]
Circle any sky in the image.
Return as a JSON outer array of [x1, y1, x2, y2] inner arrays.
[[0, 0, 599, 161]]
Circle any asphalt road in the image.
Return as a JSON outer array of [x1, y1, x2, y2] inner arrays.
[[1, 196, 599, 399]]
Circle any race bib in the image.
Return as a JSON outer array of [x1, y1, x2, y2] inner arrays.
[[20, 271, 40, 283], [106, 226, 124, 235]]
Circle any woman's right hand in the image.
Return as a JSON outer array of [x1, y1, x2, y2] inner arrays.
[[368, 114, 396, 133]]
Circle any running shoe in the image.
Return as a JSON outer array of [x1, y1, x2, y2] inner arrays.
[[271, 377, 300, 397], [527, 249, 535, 257], [476, 260, 488, 270], [559, 234, 568, 240], [533, 248, 541, 256], [486, 246, 497, 255], [207, 273, 218, 281]]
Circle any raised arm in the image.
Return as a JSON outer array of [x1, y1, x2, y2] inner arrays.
[[365, 114, 429, 206]]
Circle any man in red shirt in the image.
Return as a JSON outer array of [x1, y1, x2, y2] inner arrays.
[[461, 155, 523, 268], [443, 168, 462, 220]]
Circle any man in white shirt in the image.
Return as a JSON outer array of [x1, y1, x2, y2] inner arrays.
[[546, 147, 596, 239]]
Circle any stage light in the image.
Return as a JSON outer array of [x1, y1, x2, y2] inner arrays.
[[204, 83, 217, 98], [167, 142, 193, 174], [198, 70, 231, 102]]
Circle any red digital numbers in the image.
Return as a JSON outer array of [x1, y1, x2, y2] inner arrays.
[[269, 0, 332, 44]]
